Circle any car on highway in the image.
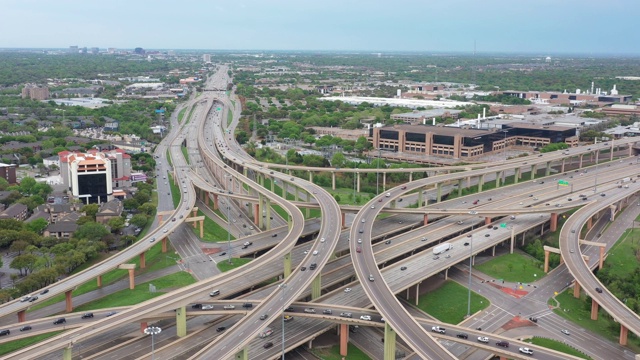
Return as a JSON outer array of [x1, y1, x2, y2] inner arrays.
[[202, 305, 215, 310], [356, 247, 361, 253], [344, 288, 352, 293], [595, 287, 603, 293], [309, 263, 317, 270], [519, 347, 534, 355], [496, 340, 509, 347], [223, 305, 235, 310], [312, 250, 319, 256], [216, 326, 226, 332], [218, 252, 226, 256], [150, 237, 156, 243], [19, 325, 32, 332], [431, 326, 446, 334], [259, 314, 269, 320], [369, 274, 375, 281], [340, 312, 352, 318], [401, 266, 407, 271], [357, 239, 362, 244], [29, 296, 38, 302], [20, 296, 31, 302], [323, 309, 332, 314], [263, 342, 273, 349], [421, 237, 428, 241], [303, 250, 309, 255], [370, 205, 375, 209], [40, 289, 49, 295], [484, 233, 490, 237], [210, 289, 220, 297], [283, 315, 293, 322], [320, 237, 326, 243], [284, 306, 294, 312], [300, 266, 306, 271], [81, 313, 94, 319], [106, 311, 117, 317], [561, 329, 570, 335], [0, 329, 10, 336], [477, 336, 489, 343], [385, 240, 391, 245], [433, 255, 440, 260], [360, 315, 372, 321], [456, 333, 468, 339], [303, 308, 316, 313], [53, 318, 66, 325], [163, 229, 168, 233]]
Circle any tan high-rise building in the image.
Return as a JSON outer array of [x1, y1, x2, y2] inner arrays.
[[21, 84, 50, 100]]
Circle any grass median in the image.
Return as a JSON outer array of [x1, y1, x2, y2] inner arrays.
[[524, 337, 591, 359], [310, 344, 371, 360], [474, 253, 545, 283], [0, 332, 63, 356], [217, 258, 252, 272], [191, 209, 236, 243], [417, 280, 489, 324]]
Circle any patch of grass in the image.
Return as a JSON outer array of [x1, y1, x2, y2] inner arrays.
[[604, 228, 640, 279], [474, 253, 545, 283], [177, 108, 187, 123], [524, 337, 591, 359], [417, 280, 489, 324], [217, 258, 252, 272], [310, 344, 371, 360], [227, 109, 233, 126], [165, 149, 172, 167], [214, 208, 228, 221], [186, 106, 196, 124], [321, 186, 373, 206], [552, 289, 640, 352], [74, 272, 196, 312], [181, 146, 189, 164], [635, 214, 640, 222], [0, 332, 63, 356], [192, 209, 236, 242], [169, 174, 181, 207]]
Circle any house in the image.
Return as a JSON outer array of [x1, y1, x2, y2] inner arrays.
[[0, 203, 28, 221], [44, 212, 81, 239], [96, 199, 123, 224]]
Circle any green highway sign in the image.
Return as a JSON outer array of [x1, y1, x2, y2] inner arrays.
[[217, 107, 221, 111], [558, 179, 569, 186], [500, 223, 507, 228]]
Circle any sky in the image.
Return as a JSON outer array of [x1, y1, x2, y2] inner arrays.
[[2, 0, 640, 54]]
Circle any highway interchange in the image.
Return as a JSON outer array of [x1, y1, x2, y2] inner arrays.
[[0, 66, 639, 359]]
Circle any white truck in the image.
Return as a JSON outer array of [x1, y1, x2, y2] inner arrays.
[[433, 243, 453, 255], [259, 327, 273, 338], [622, 177, 631, 183]]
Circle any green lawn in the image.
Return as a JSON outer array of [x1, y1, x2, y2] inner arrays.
[[417, 280, 489, 324], [227, 109, 233, 126], [165, 148, 172, 167], [169, 174, 181, 207], [553, 289, 640, 351], [311, 344, 371, 360], [217, 258, 252, 272], [73, 272, 196, 312], [635, 214, 640, 222], [525, 337, 591, 359], [191, 209, 236, 242], [29, 241, 177, 312], [181, 146, 189, 164], [604, 228, 640, 279], [474, 253, 545, 283], [321, 186, 374, 206], [260, 178, 318, 219], [186, 105, 196, 124], [177, 107, 187, 123], [0, 332, 63, 356]]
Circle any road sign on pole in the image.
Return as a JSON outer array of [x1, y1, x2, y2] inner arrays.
[[558, 180, 569, 186]]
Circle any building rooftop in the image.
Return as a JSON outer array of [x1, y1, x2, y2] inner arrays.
[[391, 109, 462, 119], [382, 124, 495, 137]]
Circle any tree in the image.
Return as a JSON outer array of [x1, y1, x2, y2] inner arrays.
[[123, 198, 139, 210], [82, 204, 99, 219], [9, 240, 29, 255], [130, 214, 148, 229], [73, 222, 109, 242], [107, 217, 125, 233], [10, 254, 38, 276], [138, 203, 156, 216], [331, 152, 347, 168], [25, 218, 48, 234]]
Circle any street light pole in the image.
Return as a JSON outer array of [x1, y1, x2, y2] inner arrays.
[[144, 326, 162, 360], [376, 148, 381, 195], [225, 174, 233, 264], [467, 223, 474, 318], [278, 283, 287, 359]]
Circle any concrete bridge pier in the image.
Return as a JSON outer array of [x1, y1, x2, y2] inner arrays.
[[339, 323, 349, 357], [591, 300, 599, 320], [176, 305, 187, 337], [620, 325, 629, 345], [234, 347, 248, 360], [283, 252, 292, 278], [383, 322, 397, 360], [573, 281, 581, 298]]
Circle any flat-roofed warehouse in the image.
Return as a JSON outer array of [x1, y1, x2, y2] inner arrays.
[[370, 123, 577, 159]]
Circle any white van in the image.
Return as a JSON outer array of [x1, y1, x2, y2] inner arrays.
[[209, 289, 220, 297]]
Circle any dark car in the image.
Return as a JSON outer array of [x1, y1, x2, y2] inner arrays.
[[191, 304, 202, 309], [456, 333, 468, 339], [40, 289, 49, 295], [484, 234, 490, 237], [219, 252, 227, 256], [529, 317, 538, 323], [0, 329, 9, 336], [263, 342, 273, 349], [272, 234, 277, 237], [19, 325, 32, 332], [81, 313, 94, 319], [595, 287, 603, 293], [496, 341, 509, 348], [53, 318, 66, 325], [284, 306, 295, 312], [216, 326, 226, 332], [385, 240, 391, 245], [29, 296, 38, 302], [242, 303, 253, 308]]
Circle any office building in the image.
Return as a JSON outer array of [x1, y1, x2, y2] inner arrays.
[[21, 84, 50, 100], [0, 163, 17, 184]]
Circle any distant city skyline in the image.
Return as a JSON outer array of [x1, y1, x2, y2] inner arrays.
[[2, 0, 639, 54]]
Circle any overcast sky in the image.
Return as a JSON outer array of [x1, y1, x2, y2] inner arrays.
[[2, 0, 639, 54]]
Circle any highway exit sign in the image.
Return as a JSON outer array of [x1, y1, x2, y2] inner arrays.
[[558, 180, 569, 186]]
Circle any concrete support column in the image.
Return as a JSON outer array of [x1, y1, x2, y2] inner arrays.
[[436, 183, 442, 203], [266, 199, 272, 230], [573, 281, 581, 298], [530, 165, 536, 180], [97, 275, 102, 288], [339, 323, 349, 357], [599, 246, 606, 269], [63, 347, 72, 360], [383, 172, 386, 192], [550, 213, 558, 232], [17, 310, 26, 323], [578, 154, 583, 168], [311, 275, 322, 299], [308, 171, 313, 183], [491, 246, 496, 257], [561, 159, 565, 173], [415, 282, 420, 306], [341, 212, 346, 227], [495, 171, 501, 187], [258, 194, 264, 229], [139, 252, 146, 269], [283, 252, 292, 279], [332, 172, 336, 190], [357, 173, 361, 192], [65, 290, 73, 313], [444, 268, 449, 280], [587, 216, 593, 230], [478, 174, 484, 192], [620, 325, 629, 346], [162, 238, 168, 253], [485, 217, 492, 225], [591, 300, 599, 320], [234, 347, 248, 360], [544, 250, 550, 273], [140, 321, 148, 333], [515, 167, 521, 183], [418, 188, 423, 207], [128, 268, 135, 290], [176, 305, 187, 337], [472, 255, 476, 266], [545, 162, 551, 176], [510, 228, 515, 254], [199, 220, 204, 238], [253, 203, 259, 225], [383, 322, 397, 360], [458, 179, 463, 196], [409, 172, 413, 182]]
